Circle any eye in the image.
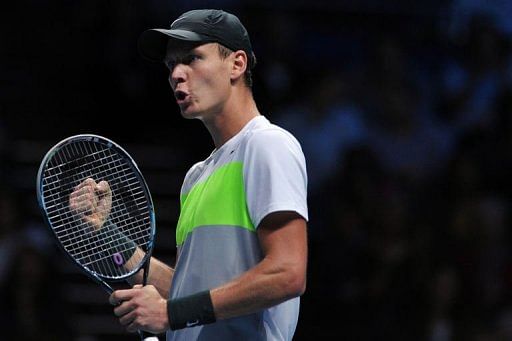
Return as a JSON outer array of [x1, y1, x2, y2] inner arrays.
[[183, 54, 200, 65], [165, 54, 200, 70]]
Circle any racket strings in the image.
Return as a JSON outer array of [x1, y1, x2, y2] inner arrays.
[[53, 206, 148, 245], [48, 189, 148, 237], [57, 220, 150, 257], [45, 146, 149, 235], [43, 159, 136, 198], [41, 139, 153, 278], [42, 152, 135, 201], [50, 198, 150, 263], [61, 220, 151, 262]]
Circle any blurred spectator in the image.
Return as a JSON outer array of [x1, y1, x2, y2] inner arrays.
[[275, 72, 367, 193], [11, 246, 68, 340], [427, 266, 457, 341], [437, 15, 509, 132], [363, 36, 456, 182], [0, 187, 68, 339], [0, 188, 21, 312], [447, 0, 512, 37]]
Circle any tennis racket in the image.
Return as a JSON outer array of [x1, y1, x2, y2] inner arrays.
[[37, 134, 159, 341]]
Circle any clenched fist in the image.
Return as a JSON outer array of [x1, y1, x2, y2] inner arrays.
[[69, 178, 112, 231]]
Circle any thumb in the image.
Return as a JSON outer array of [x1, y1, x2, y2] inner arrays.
[[96, 180, 111, 195], [95, 180, 112, 217], [133, 284, 143, 289], [109, 291, 120, 306]]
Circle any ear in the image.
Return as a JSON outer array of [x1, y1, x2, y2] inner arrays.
[[230, 50, 248, 82]]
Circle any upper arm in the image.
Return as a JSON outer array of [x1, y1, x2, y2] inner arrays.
[[257, 211, 308, 294], [243, 128, 308, 228], [243, 127, 309, 294]]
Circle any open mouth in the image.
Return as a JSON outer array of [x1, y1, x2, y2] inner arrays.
[[174, 90, 188, 101]]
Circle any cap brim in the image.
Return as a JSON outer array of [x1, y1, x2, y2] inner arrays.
[[137, 28, 205, 62]]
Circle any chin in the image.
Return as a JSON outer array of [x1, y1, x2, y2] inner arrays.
[[180, 108, 203, 120]]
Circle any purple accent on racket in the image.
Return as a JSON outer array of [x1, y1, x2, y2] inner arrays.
[[113, 252, 124, 266], [37, 134, 157, 341]]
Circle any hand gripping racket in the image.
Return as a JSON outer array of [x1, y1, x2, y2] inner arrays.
[[37, 134, 159, 341]]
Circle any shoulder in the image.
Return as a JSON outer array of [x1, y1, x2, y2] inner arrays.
[[243, 118, 303, 154], [239, 119, 306, 174]]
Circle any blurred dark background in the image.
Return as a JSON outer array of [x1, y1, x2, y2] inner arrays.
[[1, 0, 512, 340]]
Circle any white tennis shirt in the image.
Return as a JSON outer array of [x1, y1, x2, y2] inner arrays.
[[167, 115, 308, 341]]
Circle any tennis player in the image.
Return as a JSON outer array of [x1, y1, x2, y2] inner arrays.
[[81, 9, 308, 340]]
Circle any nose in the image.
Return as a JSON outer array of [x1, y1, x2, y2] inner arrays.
[[169, 64, 186, 89]]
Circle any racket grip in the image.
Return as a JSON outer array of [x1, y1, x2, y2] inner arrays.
[[139, 330, 159, 341]]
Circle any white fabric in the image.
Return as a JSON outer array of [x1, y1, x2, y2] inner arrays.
[[240, 116, 308, 340], [241, 116, 309, 228], [169, 115, 308, 341]]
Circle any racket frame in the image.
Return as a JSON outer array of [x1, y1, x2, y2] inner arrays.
[[37, 134, 156, 293]]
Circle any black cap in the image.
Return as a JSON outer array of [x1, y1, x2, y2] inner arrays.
[[138, 9, 255, 68]]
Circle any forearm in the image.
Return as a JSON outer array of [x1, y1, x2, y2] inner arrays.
[[210, 256, 306, 320], [167, 214, 307, 329], [210, 215, 307, 320], [126, 249, 174, 298]]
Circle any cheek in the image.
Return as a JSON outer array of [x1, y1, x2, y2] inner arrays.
[[213, 65, 233, 92], [198, 69, 230, 99]]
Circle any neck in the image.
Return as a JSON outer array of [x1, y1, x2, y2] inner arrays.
[[202, 87, 260, 148]]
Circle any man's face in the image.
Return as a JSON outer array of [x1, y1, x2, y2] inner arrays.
[[165, 42, 233, 120]]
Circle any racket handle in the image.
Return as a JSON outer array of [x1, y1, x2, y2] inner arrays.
[[139, 330, 159, 341]]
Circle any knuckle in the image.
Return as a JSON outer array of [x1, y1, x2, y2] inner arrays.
[[134, 306, 143, 317]]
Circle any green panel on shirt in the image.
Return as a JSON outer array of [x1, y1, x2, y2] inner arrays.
[[176, 161, 255, 245]]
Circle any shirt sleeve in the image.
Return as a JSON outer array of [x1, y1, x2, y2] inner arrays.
[[243, 128, 308, 228]]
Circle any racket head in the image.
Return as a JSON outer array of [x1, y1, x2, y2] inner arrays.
[[37, 134, 155, 282]]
